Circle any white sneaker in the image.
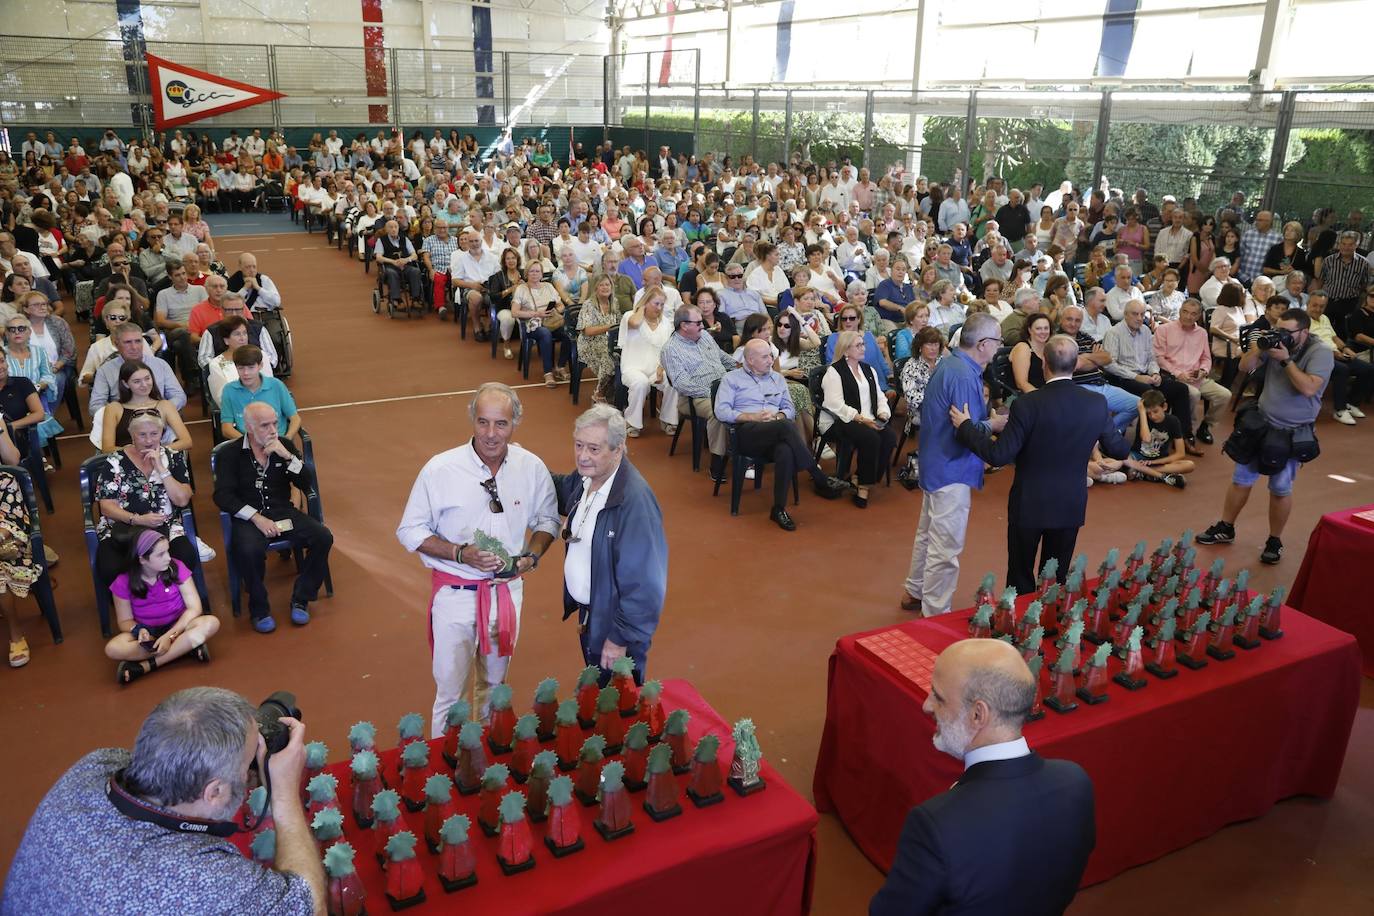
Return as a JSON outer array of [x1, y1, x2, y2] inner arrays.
[[744, 466, 756, 480], [1101, 471, 1127, 485], [1335, 410, 1356, 426], [821, 446, 836, 461], [1086, 476, 1094, 488], [1348, 405, 1367, 419], [197, 536, 217, 562]]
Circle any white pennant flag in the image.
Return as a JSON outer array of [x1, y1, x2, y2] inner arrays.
[[148, 54, 284, 130]]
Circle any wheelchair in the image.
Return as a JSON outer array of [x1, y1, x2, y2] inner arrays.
[[372, 262, 429, 319]]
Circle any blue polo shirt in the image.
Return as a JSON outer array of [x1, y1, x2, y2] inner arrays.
[[220, 376, 297, 435], [917, 349, 987, 492]]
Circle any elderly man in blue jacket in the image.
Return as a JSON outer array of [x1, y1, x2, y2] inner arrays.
[[554, 403, 668, 684]]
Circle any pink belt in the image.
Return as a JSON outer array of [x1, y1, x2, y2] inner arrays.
[[428, 569, 520, 658]]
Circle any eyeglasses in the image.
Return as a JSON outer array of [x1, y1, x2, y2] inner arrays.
[[725, 273, 743, 279], [680, 319, 703, 326], [841, 315, 860, 322], [975, 336, 1001, 346], [777, 322, 792, 330], [6, 326, 29, 333], [480, 477, 504, 514]]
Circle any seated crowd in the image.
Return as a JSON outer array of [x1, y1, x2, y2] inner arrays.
[[0, 124, 1370, 671]]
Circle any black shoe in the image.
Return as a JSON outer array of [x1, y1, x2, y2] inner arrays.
[[1196, 423, 1214, 445], [1195, 521, 1235, 545], [769, 506, 796, 531], [852, 492, 869, 508], [709, 457, 727, 484], [1160, 474, 1187, 489], [1260, 536, 1283, 565], [813, 476, 848, 500]]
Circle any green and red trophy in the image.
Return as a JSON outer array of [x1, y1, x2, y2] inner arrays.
[[478, 763, 511, 837], [1234, 595, 1264, 650], [594, 761, 635, 841], [687, 734, 725, 807], [510, 714, 541, 782], [1076, 642, 1113, 705], [575, 666, 600, 729], [370, 789, 405, 867], [532, 678, 560, 742], [1206, 602, 1238, 661], [441, 700, 470, 770], [973, 572, 997, 614], [384, 831, 425, 909], [437, 813, 477, 892], [250, 828, 275, 866], [992, 587, 1016, 637], [306, 772, 340, 821], [399, 741, 430, 812], [1040, 583, 1062, 636], [487, 684, 517, 755], [246, 785, 273, 836], [1096, 547, 1121, 582], [574, 734, 608, 806], [1177, 611, 1212, 669], [324, 841, 366, 916], [455, 721, 487, 795], [1180, 586, 1204, 635], [544, 774, 585, 857], [622, 721, 651, 791], [497, 792, 536, 875], [636, 679, 667, 741], [1016, 600, 1042, 644], [665, 708, 692, 775], [554, 699, 581, 772], [1054, 619, 1085, 674], [1259, 586, 1286, 640], [1113, 625, 1148, 690], [1045, 637, 1080, 714], [423, 772, 458, 854], [1145, 617, 1179, 679], [350, 750, 383, 829], [644, 743, 683, 821], [1018, 625, 1044, 666], [311, 807, 345, 858], [594, 686, 625, 753], [303, 741, 328, 803], [611, 656, 639, 716], [968, 604, 994, 639], [525, 750, 557, 823], [348, 721, 377, 756]]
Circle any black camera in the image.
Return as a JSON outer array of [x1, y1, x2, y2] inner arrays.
[[1255, 328, 1295, 351], [255, 690, 301, 756]]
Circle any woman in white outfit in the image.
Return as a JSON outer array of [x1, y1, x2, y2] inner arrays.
[[617, 285, 677, 437]]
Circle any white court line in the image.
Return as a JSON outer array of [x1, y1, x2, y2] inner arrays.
[[53, 380, 564, 442]]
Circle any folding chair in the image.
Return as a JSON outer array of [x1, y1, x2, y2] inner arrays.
[[710, 379, 799, 516], [666, 370, 706, 471], [210, 430, 334, 617], [0, 464, 62, 642]]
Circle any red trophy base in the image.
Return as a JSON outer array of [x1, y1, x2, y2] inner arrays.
[[1259, 605, 1284, 640], [1207, 626, 1237, 660]]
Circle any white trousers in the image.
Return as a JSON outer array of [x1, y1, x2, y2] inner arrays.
[[496, 309, 516, 341], [621, 369, 678, 429], [429, 579, 523, 737], [905, 483, 972, 617]]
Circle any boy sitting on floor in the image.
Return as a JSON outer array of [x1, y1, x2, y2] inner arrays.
[[1091, 389, 1194, 489]]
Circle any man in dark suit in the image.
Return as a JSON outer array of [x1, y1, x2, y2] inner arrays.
[[951, 334, 1131, 594], [652, 145, 675, 181], [870, 639, 1095, 916]]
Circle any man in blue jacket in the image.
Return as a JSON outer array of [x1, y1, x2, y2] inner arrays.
[[554, 404, 668, 684]]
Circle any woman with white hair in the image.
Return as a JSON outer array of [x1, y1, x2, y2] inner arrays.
[[820, 330, 896, 508], [618, 286, 677, 437]]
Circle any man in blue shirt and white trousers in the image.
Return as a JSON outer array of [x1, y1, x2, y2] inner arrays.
[[902, 314, 1007, 615]]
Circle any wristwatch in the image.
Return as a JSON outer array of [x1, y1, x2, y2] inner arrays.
[[1279, 359, 1290, 368], [520, 551, 540, 570]]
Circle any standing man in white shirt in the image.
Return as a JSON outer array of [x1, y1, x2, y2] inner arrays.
[[397, 384, 561, 735], [938, 186, 971, 234], [553, 405, 668, 683]]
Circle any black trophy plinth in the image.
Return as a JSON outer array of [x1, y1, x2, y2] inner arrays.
[[479, 820, 499, 839], [557, 759, 577, 773], [487, 738, 512, 756], [402, 796, 423, 814], [1176, 652, 1208, 670], [353, 812, 374, 830], [439, 872, 478, 893], [577, 716, 595, 730], [456, 779, 480, 797], [1259, 625, 1284, 640], [594, 821, 635, 842], [441, 752, 457, 770], [1144, 661, 1179, 680], [1206, 643, 1236, 661], [497, 855, 535, 876], [544, 835, 585, 858], [686, 787, 725, 808], [527, 807, 547, 825], [1233, 633, 1261, 650], [729, 776, 768, 797], [644, 801, 683, 822], [1044, 695, 1078, 714], [1113, 671, 1148, 691], [1075, 687, 1109, 705], [574, 788, 599, 807], [624, 776, 647, 792], [386, 889, 426, 911]]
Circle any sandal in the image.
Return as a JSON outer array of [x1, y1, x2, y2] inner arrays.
[[117, 658, 156, 686], [8, 637, 29, 668], [192, 644, 211, 664]]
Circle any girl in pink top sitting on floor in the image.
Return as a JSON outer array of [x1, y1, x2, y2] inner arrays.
[[104, 528, 218, 685]]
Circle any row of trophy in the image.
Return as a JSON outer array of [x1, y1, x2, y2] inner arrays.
[[969, 532, 1286, 717], [244, 660, 768, 915]]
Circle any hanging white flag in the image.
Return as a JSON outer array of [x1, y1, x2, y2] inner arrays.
[[148, 54, 284, 131]]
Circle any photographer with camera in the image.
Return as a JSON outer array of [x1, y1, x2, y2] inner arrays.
[[3, 687, 324, 915], [1196, 309, 1333, 565]]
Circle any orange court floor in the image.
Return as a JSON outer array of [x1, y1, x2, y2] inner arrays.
[[2, 222, 1372, 914]]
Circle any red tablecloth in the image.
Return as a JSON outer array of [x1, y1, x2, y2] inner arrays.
[[1291, 504, 1374, 678], [813, 598, 1360, 886], [238, 680, 816, 916]]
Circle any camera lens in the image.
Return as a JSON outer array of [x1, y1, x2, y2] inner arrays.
[[255, 691, 301, 756]]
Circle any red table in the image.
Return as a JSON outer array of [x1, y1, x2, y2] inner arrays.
[[813, 598, 1361, 886], [1291, 504, 1374, 677], [239, 680, 816, 916]]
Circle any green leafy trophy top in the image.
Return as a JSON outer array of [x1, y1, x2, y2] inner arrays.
[[397, 713, 425, 742], [732, 719, 762, 766], [555, 699, 578, 727], [323, 841, 356, 878], [1065, 598, 1086, 624], [625, 721, 650, 751], [529, 750, 558, 781], [1053, 646, 1076, 674], [600, 760, 626, 793], [534, 678, 559, 704], [1088, 643, 1112, 668], [576, 666, 601, 689], [596, 686, 620, 715], [1156, 617, 1177, 643], [250, 828, 275, 861], [371, 789, 402, 824], [513, 714, 538, 742], [473, 530, 514, 575], [611, 656, 635, 679], [1062, 619, 1084, 648], [579, 734, 608, 762], [1020, 626, 1044, 654], [458, 721, 483, 750], [482, 763, 511, 791], [351, 750, 380, 780], [971, 604, 994, 628], [385, 831, 418, 862], [312, 808, 344, 842], [248, 785, 269, 818], [445, 700, 471, 729], [1024, 600, 1043, 625], [424, 773, 454, 805], [307, 773, 338, 804], [440, 814, 471, 846], [499, 792, 527, 824], [1040, 557, 1058, 581], [305, 742, 328, 770], [348, 722, 376, 752], [1189, 611, 1213, 637], [693, 734, 721, 763], [547, 774, 575, 807], [647, 743, 673, 774], [401, 741, 428, 770], [665, 708, 690, 736], [1126, 626, 1143, 652], [489, 683, 513, 711]]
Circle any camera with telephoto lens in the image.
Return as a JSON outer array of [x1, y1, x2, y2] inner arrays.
[[1255, 328, 1295, 351], [255, 691, 301, 756]]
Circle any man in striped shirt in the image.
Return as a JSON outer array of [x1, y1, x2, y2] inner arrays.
[[421, 220, 460, 319], [1316, 231, 1373, 330], [1237, 211, 1281, 285]]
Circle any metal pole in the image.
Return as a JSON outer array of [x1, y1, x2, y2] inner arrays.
[[960, 90, 977, 190], [724, 0, 734, 86], [603, 54, 612, 143], [645, 53, 651, 153], [267, 45, 283, 133], [1092, 89, 1113, 191], [692, 49, 701, 157], [390, 47, 402, 132], [1262, 90, 1295, 213], [502, 51, 511, 125], [906, 0, 928, 174], [783, 90, 793, 163], [862, 90, 874, 169], [751, 89, 760, 162]]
